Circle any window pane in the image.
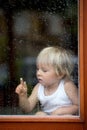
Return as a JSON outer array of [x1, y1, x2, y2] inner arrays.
[[0, 0, 78, 115]]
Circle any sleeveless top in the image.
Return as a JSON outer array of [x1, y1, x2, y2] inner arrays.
[[37, 80, 72, 114]]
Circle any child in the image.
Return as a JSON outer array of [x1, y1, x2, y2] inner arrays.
[[15, 46, 78, 116]]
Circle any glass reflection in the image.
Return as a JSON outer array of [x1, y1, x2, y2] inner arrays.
[[0, 0, 78, 115]]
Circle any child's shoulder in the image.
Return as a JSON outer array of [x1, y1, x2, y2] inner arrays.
[[63, 77, 75, 85], [33, 83, 40, 91], [30, 83, 40, 98], [64, 79, 75, 86], [64, 79, 78, 95]]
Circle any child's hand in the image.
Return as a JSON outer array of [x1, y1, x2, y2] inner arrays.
[[15, 78, 27, 96]]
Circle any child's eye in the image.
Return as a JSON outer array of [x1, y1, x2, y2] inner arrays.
[[42, 69, 48, 72]]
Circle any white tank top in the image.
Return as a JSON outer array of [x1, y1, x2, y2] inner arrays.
[[37, 80, 72, 114]]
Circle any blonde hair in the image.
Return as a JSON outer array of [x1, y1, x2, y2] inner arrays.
[[36, 46, 74, 78]]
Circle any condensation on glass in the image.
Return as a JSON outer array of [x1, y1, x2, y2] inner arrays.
[[0, 0, 78, 115]]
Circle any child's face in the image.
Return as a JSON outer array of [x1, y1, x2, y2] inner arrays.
[[36, 63, 62, 88]]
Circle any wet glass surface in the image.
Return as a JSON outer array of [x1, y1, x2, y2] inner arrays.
[[0, 0, 78, 115]]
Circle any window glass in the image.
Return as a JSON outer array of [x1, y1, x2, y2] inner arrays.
[[0, 0, 78, 115]]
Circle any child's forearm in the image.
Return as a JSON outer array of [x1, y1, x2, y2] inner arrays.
[[51, 105, 79, 115], [19, 95, 31, 113]]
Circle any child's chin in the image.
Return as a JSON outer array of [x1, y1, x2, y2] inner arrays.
[[39, 82, 45, 86]]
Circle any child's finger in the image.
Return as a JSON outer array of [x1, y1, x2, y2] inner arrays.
[[20, 77, 24, 85], [24, 81, 27, 88]]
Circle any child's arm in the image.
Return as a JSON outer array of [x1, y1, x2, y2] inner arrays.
[[51, 105, 78, 116], [51, 81, 79, 116], [15, 78, 39, 113]]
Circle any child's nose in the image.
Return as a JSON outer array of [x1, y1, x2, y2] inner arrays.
[[37, 69, 42, 76]]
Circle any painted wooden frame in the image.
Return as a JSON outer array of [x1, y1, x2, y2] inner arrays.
[[0, 0, 87, 129]]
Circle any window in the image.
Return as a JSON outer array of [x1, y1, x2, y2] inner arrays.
[[0, 0, 85, 130]]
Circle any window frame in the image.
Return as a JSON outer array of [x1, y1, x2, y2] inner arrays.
[[0, 0, 84, 124]]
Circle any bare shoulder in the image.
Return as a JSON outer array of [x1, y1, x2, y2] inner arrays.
[[64, 79, 78, 100], [65, 79, 77, 88], [28, 83, 40, 101], [31, 83, 40, 94], [64, 79, 78, 91]]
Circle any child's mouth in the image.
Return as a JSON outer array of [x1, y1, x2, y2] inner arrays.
[[38, 79, 43, 83]]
